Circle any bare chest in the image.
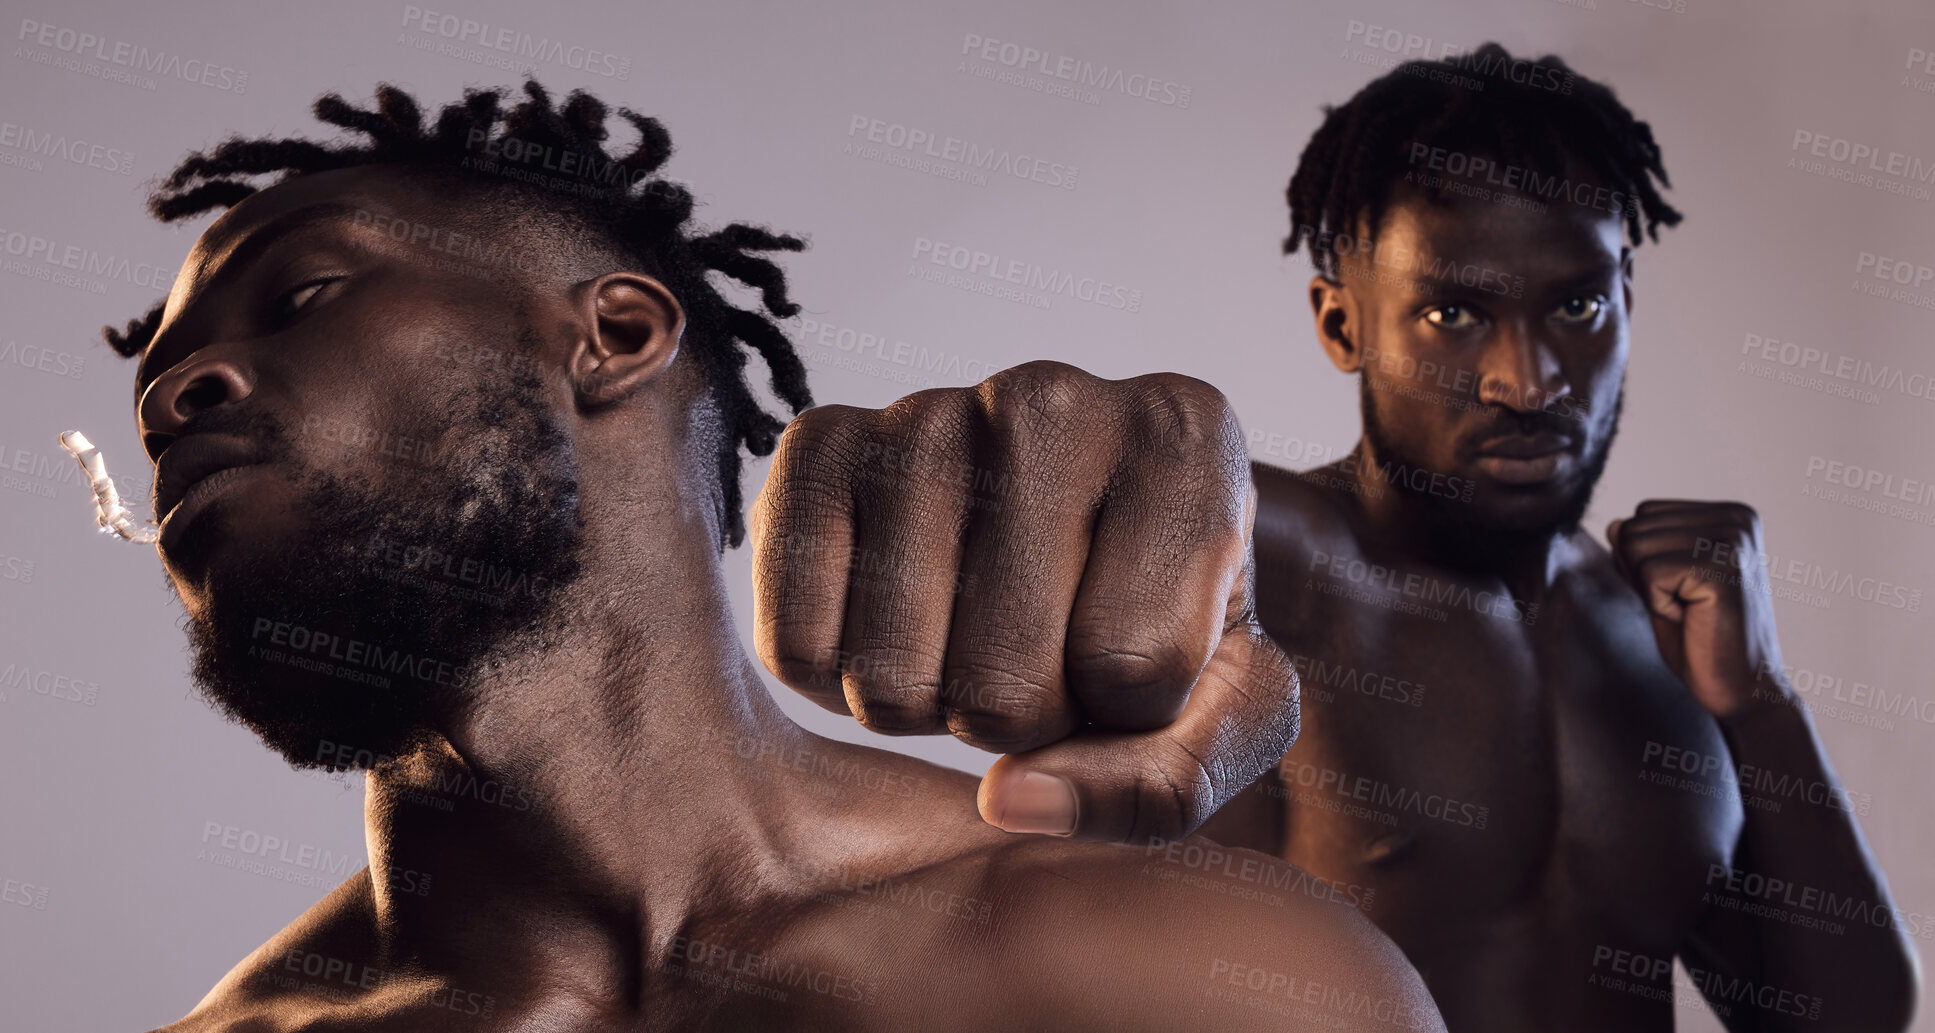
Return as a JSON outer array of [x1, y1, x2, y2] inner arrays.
[[1260, 572, 1745, 954]]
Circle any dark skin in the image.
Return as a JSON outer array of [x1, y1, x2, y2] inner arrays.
[[131, 165, 1439, 1032], [823, 177, 1922, 1029], [1188, 187, 1920, 1031]]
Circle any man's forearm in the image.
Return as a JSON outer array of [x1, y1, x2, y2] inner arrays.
[[1713, 689, 1920, 1030]]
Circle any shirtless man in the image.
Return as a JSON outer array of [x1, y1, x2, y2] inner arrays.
[[1197, 44, 1921, 1031], [815, 43, 1920, 1032], [108, 80, 1436, 1031]]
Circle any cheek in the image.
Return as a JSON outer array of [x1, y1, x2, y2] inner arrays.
[[1574, 347, 1627, 420]]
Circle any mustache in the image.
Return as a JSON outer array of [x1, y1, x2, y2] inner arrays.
[[168, 408, 293, 462], [1472, 403, 1589, 439]]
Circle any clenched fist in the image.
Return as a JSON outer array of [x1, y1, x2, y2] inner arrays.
[[1607, 500, 1791, 719], [749, 361, 1299, 844]]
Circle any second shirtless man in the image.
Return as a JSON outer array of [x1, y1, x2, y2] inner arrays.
[[1199, 42, 1919, 1033]]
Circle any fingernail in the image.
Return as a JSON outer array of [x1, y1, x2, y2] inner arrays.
[[991, 771, 1078, 837]]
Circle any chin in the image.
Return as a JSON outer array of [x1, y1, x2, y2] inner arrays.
[[1468, 480, 1592, 535], [161, 486, 307, 587]]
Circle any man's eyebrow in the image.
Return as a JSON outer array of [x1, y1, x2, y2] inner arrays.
[[200, 201, 370, 287], [1402, 254, 1620, 290], [140, 201, 370, 368]]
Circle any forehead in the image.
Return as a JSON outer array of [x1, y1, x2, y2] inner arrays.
[[168, 165, 446, 306], [1374, 186, 1625, 267]]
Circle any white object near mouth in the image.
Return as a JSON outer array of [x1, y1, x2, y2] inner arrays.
[[57, 430, 160, 544]]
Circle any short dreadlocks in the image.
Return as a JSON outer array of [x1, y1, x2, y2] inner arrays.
[[1285, 42, 1682, 280], [104, 78, 813, 548]]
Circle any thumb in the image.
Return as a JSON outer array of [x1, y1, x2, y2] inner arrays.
[[978, 623, 1298, 843]]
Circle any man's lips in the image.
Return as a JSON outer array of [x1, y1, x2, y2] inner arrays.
[[154, 434, 267, 522], [1471, 431, 1574, 459], [1468, 431, 1577, 486]]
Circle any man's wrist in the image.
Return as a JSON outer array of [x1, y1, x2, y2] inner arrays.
[[1707, 663, 1801, 724], [1713, 680, 1813, 743]]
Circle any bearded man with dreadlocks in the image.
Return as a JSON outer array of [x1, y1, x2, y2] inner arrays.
[[114, 78, 1438, 1032], [1195, 43, 1914, 1032], [814, 40, 1921, 1033]]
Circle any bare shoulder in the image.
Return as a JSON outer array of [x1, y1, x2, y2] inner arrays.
[[1553, 528, 1655, 626], [154, 871, 384, 1033], [1252, 459, 1365, 570], [778, 759, 1439, 1031], [901, 834, 1442, 1033]]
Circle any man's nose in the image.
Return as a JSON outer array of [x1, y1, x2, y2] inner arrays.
[[1476, 323, 1569, 414], [138, 348, 254, 460]]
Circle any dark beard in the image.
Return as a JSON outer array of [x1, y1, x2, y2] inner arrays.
[[178, 362, 584, 771], [1358, 374, 1623, 547]]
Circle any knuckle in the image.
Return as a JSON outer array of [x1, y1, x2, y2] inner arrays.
[[942, 676, 1061, 746], [860, 393, 970, 494], [1127, 373, 1235, 454], [763, 407, 866, 511], [831, 642, 949, 731], [883, 390, 969, 449], [1064, 640, 1199, 718], [850, 688, 944, 735], [1132, 741, 1218, 841], [762, 644, 844, 700], [979, 363, 1091, 444], [986, 359, 1093, 394], [775, 402, 865, 462]]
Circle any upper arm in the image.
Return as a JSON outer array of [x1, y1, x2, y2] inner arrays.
[[1059, 865, 1444, 1033]]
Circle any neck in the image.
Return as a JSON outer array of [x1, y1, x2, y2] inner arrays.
[[1343, 437, 1572, 598], [357, 504, 817, 990]]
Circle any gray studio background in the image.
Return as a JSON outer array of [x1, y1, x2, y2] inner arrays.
[[3, 0, 1933, 1028]]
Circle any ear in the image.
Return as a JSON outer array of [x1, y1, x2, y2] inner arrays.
[[1308, 274, 1361, 374], [566, 272, 686, 408]]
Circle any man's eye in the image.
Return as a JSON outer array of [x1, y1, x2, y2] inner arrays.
[[1554, 296, 1603, 324], [1424, 305, 1481, 330], [271, 278, 337, 325]]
